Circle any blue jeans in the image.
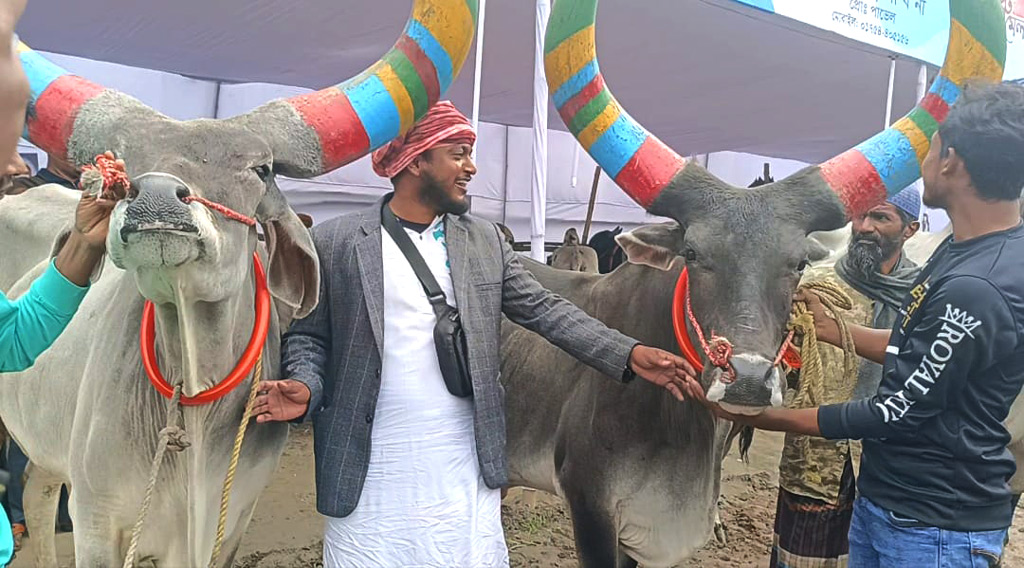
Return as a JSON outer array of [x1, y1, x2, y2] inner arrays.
[[849, 496, 1006, 567]]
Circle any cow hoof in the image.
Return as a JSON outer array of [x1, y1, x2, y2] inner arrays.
[[714, 520, 728, 545]]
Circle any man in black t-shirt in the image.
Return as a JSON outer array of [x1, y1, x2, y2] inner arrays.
[[715, 83, 1024, 566]]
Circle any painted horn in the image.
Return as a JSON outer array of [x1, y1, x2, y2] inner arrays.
[[17, 0, 478, 177], [17, 42, 151, 165], [544, 0, 687, 210], [816, 0, 1006, 217], [241, 0, 479, 178]]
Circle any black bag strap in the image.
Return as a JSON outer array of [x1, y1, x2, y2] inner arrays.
[[381, 202, 448, 317]]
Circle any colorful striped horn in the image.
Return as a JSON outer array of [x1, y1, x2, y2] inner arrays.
[[17, 42, 139, 164], [242, 0, 478, 178], [544, 0, 687, 210], [816, 0, 1006, 217], [18, 0, 478, 177]]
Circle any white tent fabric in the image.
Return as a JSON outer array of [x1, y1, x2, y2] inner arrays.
[[529, 0, 551, 260]]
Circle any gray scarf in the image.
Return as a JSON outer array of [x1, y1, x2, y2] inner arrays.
[[835, 252, 921, 399]]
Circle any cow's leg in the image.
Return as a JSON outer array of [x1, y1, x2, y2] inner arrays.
[[563, 487, 625, 568], [68, 492, 121, 568], [213, 498, 260, 568], [22, 463, 61, 568]]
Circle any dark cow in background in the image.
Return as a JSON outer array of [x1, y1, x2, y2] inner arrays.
[[499, 0, 1005, 566]]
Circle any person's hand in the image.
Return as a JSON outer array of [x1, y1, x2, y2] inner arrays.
[[793, 289, 840, 345], [629, 345, 705, 402], [74, 152, 127, 250], [253, 380, 312, 423]]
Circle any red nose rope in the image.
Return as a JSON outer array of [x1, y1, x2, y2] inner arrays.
[[182, 196, 256, 226], [82, 152, 268, 406], [672, 267, 800, 384]]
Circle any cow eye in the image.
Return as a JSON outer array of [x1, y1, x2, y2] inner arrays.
[[797, 259, 810, 272], [252, 164, 272, 182], [685, 249, 697, 262]]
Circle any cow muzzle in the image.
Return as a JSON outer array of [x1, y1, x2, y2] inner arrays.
[[705, 353, 784, 416], [120, 173, 199, 241]]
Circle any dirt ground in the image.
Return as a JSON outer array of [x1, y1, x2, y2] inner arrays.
[[12, 425, 1024, 567]]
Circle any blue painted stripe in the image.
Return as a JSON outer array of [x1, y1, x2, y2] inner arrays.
[[405, 20, 454, 93], [19, 49, 66, 102], [856, 128, 920, 198], [588, 113, 647, 177], [930, 75, 961, 107], [552, 60, 598, 109], [344, 75, 401, 148]]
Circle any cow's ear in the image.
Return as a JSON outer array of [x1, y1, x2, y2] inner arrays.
[[615, 223, 684, 271], [49, 223, 105, 282], [256, 180, 320, 325]]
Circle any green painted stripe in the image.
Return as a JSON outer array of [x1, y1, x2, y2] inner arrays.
[[384, 50, 430, 117], [950, 0, 1007, 66], [907, 106, 940, 139], [545, 0, 597, 55], [569, 88, 613, 135], [465, 0, 478, 25]]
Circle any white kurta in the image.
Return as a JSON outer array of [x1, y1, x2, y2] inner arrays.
[[323, 217, 509, 568]]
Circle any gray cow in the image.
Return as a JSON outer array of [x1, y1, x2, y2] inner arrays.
[[550, 227, 599, 273], [499, 0, 1004, 566], [0, 2, 475, 565]]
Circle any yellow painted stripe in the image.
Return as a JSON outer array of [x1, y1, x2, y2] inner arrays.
[[893, 116, 930, 164], [376, 63, 416, 133], [15, 41, 29, 54], [943, 19, 1004, 85], [544, 26, 596, 93], [413, 0, 476, 74], [578, 102, 620, 150]]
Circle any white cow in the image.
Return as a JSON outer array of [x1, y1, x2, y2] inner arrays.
[[0, 1, 476, 563]]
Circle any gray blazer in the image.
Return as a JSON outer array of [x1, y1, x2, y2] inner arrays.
[[281, 196, 637, 518]]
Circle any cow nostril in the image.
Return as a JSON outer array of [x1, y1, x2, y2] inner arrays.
[[175, 185, 191, 201]]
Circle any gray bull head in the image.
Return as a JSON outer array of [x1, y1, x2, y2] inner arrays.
[[17, 0, 478, 319], [546, 0, 1007, 414]]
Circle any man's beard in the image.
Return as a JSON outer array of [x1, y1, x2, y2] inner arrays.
[[846, 234, 900, 280], [420, 174, 469, 216]]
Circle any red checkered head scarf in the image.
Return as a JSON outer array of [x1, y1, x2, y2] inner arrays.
[[371, 101, 476, 179]]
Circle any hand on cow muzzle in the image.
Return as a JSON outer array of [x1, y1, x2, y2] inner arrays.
[[628, 345, 705, 403], [74, 152, 129, 251]]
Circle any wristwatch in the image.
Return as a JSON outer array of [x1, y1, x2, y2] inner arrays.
[[621, 344, 641, 383]]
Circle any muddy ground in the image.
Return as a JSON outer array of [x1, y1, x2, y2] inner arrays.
[[13, 425, 1024, 567]]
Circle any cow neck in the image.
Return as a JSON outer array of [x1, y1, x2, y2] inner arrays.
[[144, 252, 270, 405]]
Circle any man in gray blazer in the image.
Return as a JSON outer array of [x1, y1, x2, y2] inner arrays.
[[254, 102, 700, 567]]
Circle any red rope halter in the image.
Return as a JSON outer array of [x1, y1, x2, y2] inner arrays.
[[142, 252, 271, 406], [182, 195, 257, 226], [671, 267, 800, 383]]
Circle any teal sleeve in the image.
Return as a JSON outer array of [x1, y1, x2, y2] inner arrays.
[[0, 260, 89, 373], [0, 505, 11, 565]]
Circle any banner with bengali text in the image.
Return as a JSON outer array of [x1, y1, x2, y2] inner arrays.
[[732, 0, 1024, 80]]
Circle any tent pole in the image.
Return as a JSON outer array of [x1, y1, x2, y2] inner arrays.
[[582, 166, 601, 244], [529, 0, 551, 262], [470, 0, 487, 144], [884, 55, 897, 128]]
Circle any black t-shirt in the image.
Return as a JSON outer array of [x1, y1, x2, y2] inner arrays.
[[819, 223, 1024, 531]]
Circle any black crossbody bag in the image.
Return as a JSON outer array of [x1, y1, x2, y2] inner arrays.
[[381, 203, 474, 398]]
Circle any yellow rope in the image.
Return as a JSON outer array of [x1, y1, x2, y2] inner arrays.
[[788, 281, 859, 409], [208, 352, 264, 568]]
